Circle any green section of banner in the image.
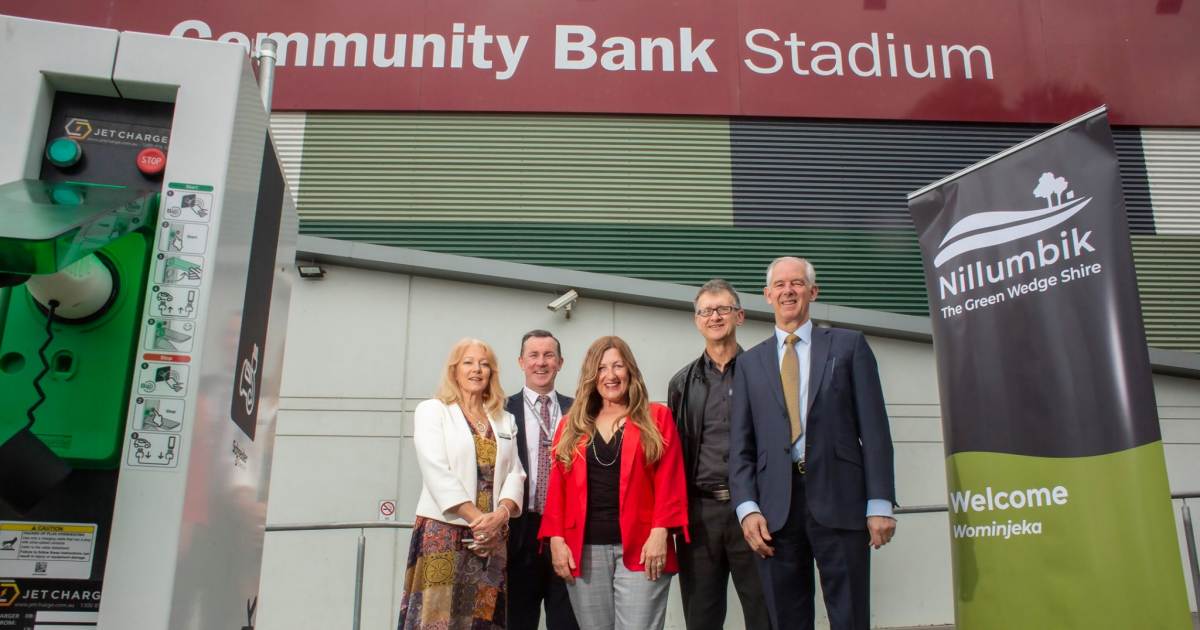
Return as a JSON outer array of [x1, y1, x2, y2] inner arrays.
[[946, 442, 1190, 629]]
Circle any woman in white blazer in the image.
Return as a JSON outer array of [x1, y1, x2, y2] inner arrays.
[[397, 338, 526, 630]]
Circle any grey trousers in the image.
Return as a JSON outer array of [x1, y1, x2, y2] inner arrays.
[[565, 543, 672, 630]]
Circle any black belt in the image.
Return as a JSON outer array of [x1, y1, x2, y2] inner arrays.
[[693, 484, 731, 502]]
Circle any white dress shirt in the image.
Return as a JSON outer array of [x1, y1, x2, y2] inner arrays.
[[522, 386, 562, 500]]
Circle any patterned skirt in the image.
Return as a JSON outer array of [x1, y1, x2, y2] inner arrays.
[[396, 516, 507, 630]]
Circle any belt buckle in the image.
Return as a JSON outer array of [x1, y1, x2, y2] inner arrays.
[[795, 460, 807, 475], [713, 488, 731, 502]]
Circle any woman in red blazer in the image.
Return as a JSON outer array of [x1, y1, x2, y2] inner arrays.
[[538, 335, 688, 630]]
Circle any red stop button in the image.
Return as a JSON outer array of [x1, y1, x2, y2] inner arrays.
[[136, 147, 167, 175]]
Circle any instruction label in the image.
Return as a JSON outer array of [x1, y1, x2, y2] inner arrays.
[[134, 397, 185, 433], [138, 362, 190, 397], [150, 286, 199, 319], [123, 183, 217, 474], [155, 253, 204, 287], [145, 318, 195, 353], [163, 187, 213, 222], [126, 432, 180, 468], [164, 182, 214, 224], [0, 522, 96, 580], [158, 221, 208, 254]]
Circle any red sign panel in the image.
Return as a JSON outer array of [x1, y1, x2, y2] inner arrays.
[[2, 0, 1197, 125], [143, 353, 191, 364]]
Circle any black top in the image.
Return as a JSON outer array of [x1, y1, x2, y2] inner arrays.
[[584, 426, 623, 545], [695, 353, 737, 488]]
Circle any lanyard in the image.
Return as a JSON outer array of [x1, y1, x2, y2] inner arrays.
[[524, 394, 557, 444]]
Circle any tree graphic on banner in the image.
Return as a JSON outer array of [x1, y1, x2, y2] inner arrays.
[[1033, 172, 1069, 206]]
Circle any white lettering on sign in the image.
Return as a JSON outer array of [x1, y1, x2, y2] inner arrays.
[[169, 19, 996, 83], [554, 26, 717, 73], [952, 518, 1044, 539], [946, 485, 1068, 541], [949, 485, 1069, 513], [172, 20, 530, 81], [744, 29, 992, 79]]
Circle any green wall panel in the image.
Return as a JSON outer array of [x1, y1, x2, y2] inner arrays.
[[301, 220, 927, 314], [300, 113, 733, 225], [294, 112, 1200, 352], [1132, 234, 1200, 351]]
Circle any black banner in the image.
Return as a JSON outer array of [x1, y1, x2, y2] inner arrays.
[[907, 109, 1191, 629], [910, 110, 1160, 458]]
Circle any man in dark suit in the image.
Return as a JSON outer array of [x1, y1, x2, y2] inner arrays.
[[506, 329, 578, 630], [729, 256, 896, 630]]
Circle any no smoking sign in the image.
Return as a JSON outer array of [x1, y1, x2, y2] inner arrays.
[[378, 499, 397, 522]]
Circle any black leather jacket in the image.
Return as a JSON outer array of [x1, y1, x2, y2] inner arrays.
[[666, 349, 740, 490]]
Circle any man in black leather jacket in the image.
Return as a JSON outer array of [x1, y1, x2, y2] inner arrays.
[[667, 279, 769, 630]]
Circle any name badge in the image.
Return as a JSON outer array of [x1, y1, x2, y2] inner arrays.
[[496, 431, 513, 440]]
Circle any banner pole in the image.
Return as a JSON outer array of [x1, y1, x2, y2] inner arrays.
[[1183, 502, 1200, 614], [908, 105, 1108, 201]]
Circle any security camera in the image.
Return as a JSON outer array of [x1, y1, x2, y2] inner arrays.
[[547, 289, 579, 318]]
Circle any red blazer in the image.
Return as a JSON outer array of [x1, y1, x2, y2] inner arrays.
[[538, 403, 689, 576]]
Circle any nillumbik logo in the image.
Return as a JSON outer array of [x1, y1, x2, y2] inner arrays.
[[935, 171, 1096, 300]]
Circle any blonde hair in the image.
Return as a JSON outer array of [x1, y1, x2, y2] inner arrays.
[[554, 336, 663, 469], [435, 338, 505, 420]]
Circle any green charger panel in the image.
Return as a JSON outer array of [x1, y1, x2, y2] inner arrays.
[[0, 179, 154, 276], [0, 231, 151, 467]]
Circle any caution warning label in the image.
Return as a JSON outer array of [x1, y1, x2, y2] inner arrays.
[[0, 522, 96, 580]]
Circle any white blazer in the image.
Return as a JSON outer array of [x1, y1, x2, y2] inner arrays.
[[413, 399, 526, 525]]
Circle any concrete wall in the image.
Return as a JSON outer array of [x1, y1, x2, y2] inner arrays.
[[256, 263, 1200, 629]]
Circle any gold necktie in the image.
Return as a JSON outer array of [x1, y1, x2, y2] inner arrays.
[[781, 333, 803, 443]]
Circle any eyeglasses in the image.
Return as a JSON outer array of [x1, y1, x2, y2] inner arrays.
[[695, 305, 740, 318]]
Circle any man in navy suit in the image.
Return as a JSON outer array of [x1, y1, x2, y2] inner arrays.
[[506, 330, 578, 630], [730, 256, 896, 630]]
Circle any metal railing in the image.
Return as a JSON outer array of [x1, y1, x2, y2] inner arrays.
[[266, 492, 1200, 630], [266, 521, 414, 630]]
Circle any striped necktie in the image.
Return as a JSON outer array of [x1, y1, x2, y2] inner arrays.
[[534, 395, 552, 513]]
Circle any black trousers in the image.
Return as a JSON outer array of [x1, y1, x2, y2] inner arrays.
[[678, 495, 771, 630], [755, 470, 870, 630], [507, 512, 578, 630]]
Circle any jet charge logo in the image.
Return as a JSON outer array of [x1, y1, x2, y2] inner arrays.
[[64, 118, 94, 141]]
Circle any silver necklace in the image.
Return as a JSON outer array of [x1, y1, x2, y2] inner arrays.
[[590, 424, 624, 467]]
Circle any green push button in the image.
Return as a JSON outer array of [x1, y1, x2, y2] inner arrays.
[[50, 184, 85, 206], [46, 137, 82, 168]]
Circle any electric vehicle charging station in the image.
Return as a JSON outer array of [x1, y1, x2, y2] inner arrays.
[[0, 15, 296, 629]]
